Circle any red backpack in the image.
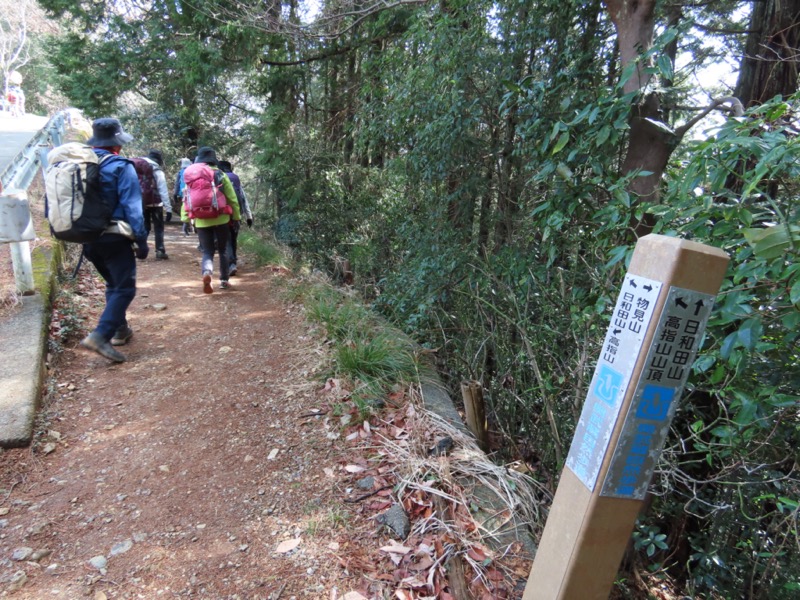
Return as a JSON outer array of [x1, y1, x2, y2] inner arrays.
[[131, 157, 159, 207], [182, 163, 232, 220]]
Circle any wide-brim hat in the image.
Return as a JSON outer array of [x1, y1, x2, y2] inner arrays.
[[87, 118, 134, 147], [218, 160, 232, 172], [195, 146, 217, 165]]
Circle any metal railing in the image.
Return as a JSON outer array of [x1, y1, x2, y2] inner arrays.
[[0, 110, 72, 294], [0, 110, 69, 192]]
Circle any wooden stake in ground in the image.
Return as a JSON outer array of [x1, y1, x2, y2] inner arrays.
[[433, 494, 473, 599], [461, 380, 489, 452], [522, 234, 729, 600]]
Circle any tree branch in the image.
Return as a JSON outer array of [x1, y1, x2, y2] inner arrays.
[[673, 96, 744, 140], [219, 0, 428, 42], [259, 31, 396, 66]]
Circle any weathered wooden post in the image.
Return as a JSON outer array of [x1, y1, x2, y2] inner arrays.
[[523, 234, 729, 600], [461, 380, 489, 452], [0, 190, 37, 295]]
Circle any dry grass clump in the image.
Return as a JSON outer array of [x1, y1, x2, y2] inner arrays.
[[373, 385, 550, 593]]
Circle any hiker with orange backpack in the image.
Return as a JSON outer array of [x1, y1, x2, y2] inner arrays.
[[181, 146, 240, 293]]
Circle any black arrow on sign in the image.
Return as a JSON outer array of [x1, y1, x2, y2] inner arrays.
[[644, 284, 653, 292], [613, 329, 622, 335], [629, 279, 638, 288], [675, 297, 688, 309], [694, 300, 705, 315]]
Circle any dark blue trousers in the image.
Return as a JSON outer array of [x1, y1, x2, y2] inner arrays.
[[226, 220, 241, 265], [144, 207, 166, 254], [83, 237, 137, 340], [197, 224, 231, 281]]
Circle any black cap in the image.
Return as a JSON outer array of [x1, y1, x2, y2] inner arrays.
[[147, 149, 164, 167], [195, 146, 217, 165]]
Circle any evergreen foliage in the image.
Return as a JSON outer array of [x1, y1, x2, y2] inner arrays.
[[28, 0, 800, 595]]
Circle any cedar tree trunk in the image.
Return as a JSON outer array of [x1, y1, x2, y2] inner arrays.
[[604, 0, 677, 236]]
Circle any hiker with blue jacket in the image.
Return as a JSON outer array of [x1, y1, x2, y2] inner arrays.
[[218, 160, 253, 276], [173, 157, 193, 235], [80, 118, 148, 363], [181, 146, 240, 293]]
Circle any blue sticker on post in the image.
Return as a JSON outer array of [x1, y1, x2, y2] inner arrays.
[[601, 287, 716, 499], [594, 365, 624, 407], [637, 385, 675, 421]]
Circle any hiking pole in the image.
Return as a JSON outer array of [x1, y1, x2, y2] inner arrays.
[[71, 247, 85, 279]]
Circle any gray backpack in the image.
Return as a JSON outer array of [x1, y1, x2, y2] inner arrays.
[[45, 143, 115, 243]]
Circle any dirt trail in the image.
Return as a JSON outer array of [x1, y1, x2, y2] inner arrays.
[[0, 224, 364, 598]]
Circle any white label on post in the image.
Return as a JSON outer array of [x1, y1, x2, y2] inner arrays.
[[600, 287, 716, 499], [566, 274, 662, 492]]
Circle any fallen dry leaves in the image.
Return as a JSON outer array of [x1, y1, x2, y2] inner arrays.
[[317, 377, 539, 599]]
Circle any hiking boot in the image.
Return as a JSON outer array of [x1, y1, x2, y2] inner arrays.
[[229, 264, 238, 277], [155, 251, 169, 260], [111, 325, 134, 346], [203, 272, 213, 294], [220, 280, 231, 290], [81, 332, 127, 363]]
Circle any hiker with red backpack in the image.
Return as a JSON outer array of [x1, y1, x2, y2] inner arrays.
[[181, 146, 241, 293], [132, 150, 172, 260], [78, 118, 148, 363]]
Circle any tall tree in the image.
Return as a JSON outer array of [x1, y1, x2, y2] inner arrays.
[[735, 0, 800, 107], [604, 0, 674, 235], [1, 0, 32, 97], [602, 0, 754, 235]]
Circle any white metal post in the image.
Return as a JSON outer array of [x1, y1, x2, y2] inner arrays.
[[0, 191, 37, 295], [9, 241, 34, 294]]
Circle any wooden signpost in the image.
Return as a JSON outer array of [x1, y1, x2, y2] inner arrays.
[[522, 234, 729, 600]]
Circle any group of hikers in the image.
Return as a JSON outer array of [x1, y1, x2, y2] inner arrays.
[[73, 117, 254, 363]]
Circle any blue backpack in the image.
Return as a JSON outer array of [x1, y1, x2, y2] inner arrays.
[[177, 168, 187, 196]]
